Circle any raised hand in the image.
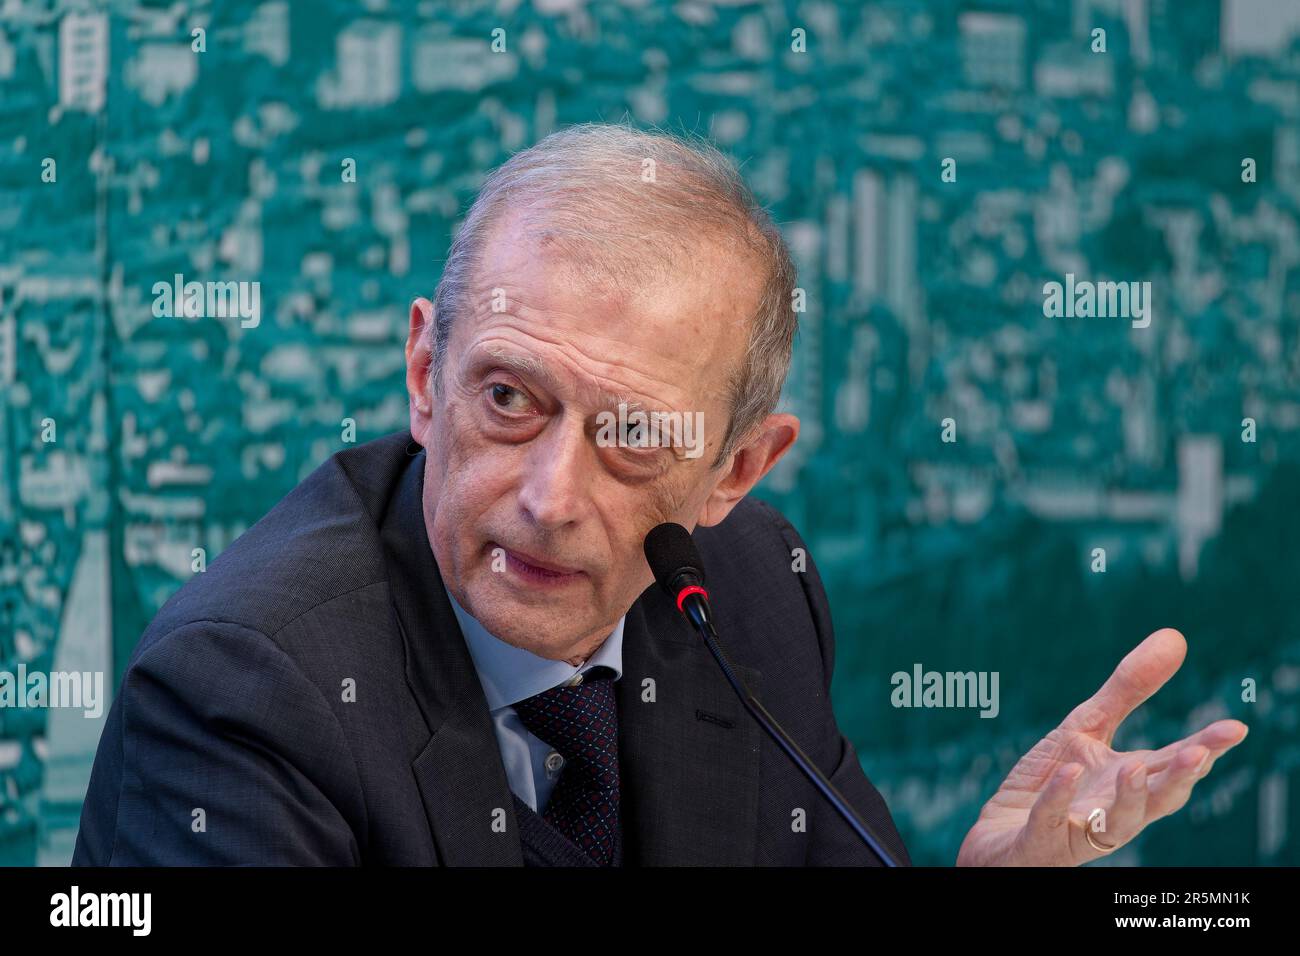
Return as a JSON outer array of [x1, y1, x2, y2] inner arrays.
[[956, 628, 1249, 866]]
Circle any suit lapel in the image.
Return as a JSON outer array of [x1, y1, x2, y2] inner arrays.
[[381, 444, 523, 866], [617, 585, 763, 866]]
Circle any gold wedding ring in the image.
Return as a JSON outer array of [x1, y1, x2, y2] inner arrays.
[[1085, 808, 1116, 852]]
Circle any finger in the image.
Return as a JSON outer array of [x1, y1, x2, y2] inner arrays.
[[1187, 726, 1247, 783], [1142, 720, 1249, 773], [1022, 763, 1084, 863], [1065, 629, 1187, 743], [1085, 760, 1149, 855], [1146, 744, 1210, 820]]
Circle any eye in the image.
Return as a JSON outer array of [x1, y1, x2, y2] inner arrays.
[[487, 381, 533, 415], [619, 422, 649, 447]]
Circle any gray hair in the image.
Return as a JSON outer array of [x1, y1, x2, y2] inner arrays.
[[427, 121, 798, 469]]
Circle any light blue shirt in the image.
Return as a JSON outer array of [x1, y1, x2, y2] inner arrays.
[[443, 582, 625, 813]]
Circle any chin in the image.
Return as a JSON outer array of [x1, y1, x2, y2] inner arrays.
[[473, 597, 578, 655]]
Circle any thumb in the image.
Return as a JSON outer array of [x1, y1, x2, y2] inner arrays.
[[1065, 628, 1187, 744]]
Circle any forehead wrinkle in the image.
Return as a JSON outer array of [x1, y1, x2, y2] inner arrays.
[[552, 336, 704, 417], [467, 268, 708, 414]]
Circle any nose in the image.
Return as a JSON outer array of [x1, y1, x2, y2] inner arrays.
[[516, 415, 592, 531]]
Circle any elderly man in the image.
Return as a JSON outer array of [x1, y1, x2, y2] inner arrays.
[[73, 123, 1246, 867]]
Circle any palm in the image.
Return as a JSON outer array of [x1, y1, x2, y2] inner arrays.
[[957, 629, 1249, 866]]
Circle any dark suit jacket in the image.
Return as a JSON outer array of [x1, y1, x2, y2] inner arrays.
[[72, 431, 911, 866]]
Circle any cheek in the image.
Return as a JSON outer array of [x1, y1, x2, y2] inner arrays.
[[441, 452, 522, 536], [428, 408, 513, 540], [642, 472, 697, 528], [601, 478, 694, 571]]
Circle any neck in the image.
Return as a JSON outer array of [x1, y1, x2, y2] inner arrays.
[[554, 620, 616, 666]]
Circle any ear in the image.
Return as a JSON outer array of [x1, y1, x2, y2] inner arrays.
[[695, 413, 800, 527], [407, 297, 436, 444]]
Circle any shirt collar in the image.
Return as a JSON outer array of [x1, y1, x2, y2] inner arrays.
[[442, 579, 625, 711]]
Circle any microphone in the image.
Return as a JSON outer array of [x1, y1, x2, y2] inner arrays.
[[643, 521, 901, 867]]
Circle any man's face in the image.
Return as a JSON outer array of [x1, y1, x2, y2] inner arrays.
[[406, 212, 792, 662]]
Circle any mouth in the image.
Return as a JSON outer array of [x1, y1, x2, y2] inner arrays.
[[491, 542, 586, 586]]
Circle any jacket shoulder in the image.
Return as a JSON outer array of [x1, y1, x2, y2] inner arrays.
[[692, 494, 817, 599], [135, 431, 413, 662]]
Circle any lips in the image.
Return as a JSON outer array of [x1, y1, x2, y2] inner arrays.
[[496, 543, 583, 576]]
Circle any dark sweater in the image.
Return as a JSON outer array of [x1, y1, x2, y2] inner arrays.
[[512, 793, 622, 867]]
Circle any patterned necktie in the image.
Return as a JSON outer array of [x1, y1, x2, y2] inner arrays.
[[512, 666, 620, 866]]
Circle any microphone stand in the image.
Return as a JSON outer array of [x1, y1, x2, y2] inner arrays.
[[678, 590, 902, 867]]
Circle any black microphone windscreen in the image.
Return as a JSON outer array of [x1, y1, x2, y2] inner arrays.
[[642, 522, 704, 592]]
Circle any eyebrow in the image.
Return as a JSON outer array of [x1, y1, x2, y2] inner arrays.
[[473, 345, 649, 414]]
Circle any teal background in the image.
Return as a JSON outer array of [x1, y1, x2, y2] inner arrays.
[[2, 0, 1297, 865]]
